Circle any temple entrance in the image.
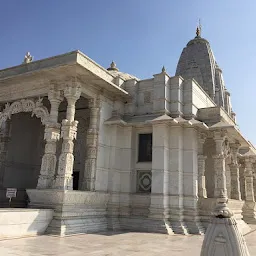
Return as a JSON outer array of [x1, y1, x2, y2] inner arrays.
[[0, 97, 49, 207], [4, 112, 44, 189]]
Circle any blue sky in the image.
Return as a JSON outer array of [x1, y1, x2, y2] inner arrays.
[[1, 1, 256, 144]]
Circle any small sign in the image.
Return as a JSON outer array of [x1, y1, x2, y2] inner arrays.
[[6, 188, 17, 199]]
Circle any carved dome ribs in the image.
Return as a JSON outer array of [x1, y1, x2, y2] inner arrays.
[[175, 33, 235, 119], [176, 36, 216, 99]]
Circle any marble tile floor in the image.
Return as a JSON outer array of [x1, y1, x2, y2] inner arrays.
[[0, 230, 256, 256]]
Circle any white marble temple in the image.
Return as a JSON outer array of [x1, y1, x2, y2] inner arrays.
[[0, 27, 255, 236]]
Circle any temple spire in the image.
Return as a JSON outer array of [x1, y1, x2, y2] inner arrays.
[[196, 19, 202, 37]]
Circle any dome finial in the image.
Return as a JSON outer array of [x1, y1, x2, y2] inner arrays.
[[161, 66, 166, 73], [23, 52, 33, 64], [107, 61, 119, 71], [196, 19, 202, 37]]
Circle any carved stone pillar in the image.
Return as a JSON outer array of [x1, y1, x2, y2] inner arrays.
[[37, 89, 63, 189], [54, 86, 81, 190], [198, 132, 207, 198], [0, 120, 10, 188], [81, 97, 101, 191], [253, 162, 256, 200], [213, 130, 228, 198], [242, 157, 256, 223], [229, 142, 241, 200], [244, 157, 255, 202]]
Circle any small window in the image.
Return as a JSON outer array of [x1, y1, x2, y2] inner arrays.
[[138, 133, 152, 162]]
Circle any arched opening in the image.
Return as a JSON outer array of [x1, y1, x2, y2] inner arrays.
[[4, 112, 45, 189], [0, 97, 49, 207]]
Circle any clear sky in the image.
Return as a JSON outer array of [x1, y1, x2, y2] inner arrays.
[[1, 1, 256, 144]]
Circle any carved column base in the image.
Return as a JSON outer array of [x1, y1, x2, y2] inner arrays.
[[54, 120, 78, 190], [183, 205, 205, 235], [242, 201, 256, 224], [198, 187, 207, 199], [37, 175, 55, 189], [54, 175, 73, 190], [81, 178, 95, 191], [168, 208, 188, 235], [37, 153, 58, 189]]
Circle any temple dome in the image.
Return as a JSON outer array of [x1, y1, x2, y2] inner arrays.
[[107, 61, 139, 81], [175, 34, 216, 99]]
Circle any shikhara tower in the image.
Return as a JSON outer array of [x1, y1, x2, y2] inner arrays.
[[0, 26, 255, 236], [176, 25, 234, 120]]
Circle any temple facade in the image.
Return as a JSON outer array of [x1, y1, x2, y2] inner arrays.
[[0, 29, 255, 236]]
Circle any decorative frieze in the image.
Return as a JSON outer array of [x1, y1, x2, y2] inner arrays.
[[0, 98, 50, 127]]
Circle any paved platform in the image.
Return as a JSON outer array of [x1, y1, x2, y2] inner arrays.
[[0, 231, 256, 256]]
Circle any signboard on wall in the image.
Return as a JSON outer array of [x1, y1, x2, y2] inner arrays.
[[6, 188, 17, 199]]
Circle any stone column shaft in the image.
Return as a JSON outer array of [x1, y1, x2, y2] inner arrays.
[[213, 154, 227, 198], [198, 155, 207, 198], [81, 98, 100, 191], [198, 132, 207, 198], [230, 163, 241, 200], [213, 131, 228, 198], [54, 85, 81, 190], [242, 157, 256, 224], [229, 142, 241, 200], [37, 89, 63, 189], [244, 158, 255, 202]]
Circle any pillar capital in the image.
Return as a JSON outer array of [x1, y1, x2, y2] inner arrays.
[[64, 85, 81, 103], [229, 141, 241, 151], [88, 97, 101, 109], [213, 129, 228, 141], [245, 157, 253, 170], [229, 141, 240, 167], [198, 131, 207, 155], [48, 88, 64, 103]]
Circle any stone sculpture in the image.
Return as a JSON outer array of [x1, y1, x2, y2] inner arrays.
[[200, 191, 250, 256]]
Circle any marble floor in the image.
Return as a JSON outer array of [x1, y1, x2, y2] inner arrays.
[[0, 231, 256, 256]]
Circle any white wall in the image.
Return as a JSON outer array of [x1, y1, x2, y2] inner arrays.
[[183, 79, 216, 117]]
